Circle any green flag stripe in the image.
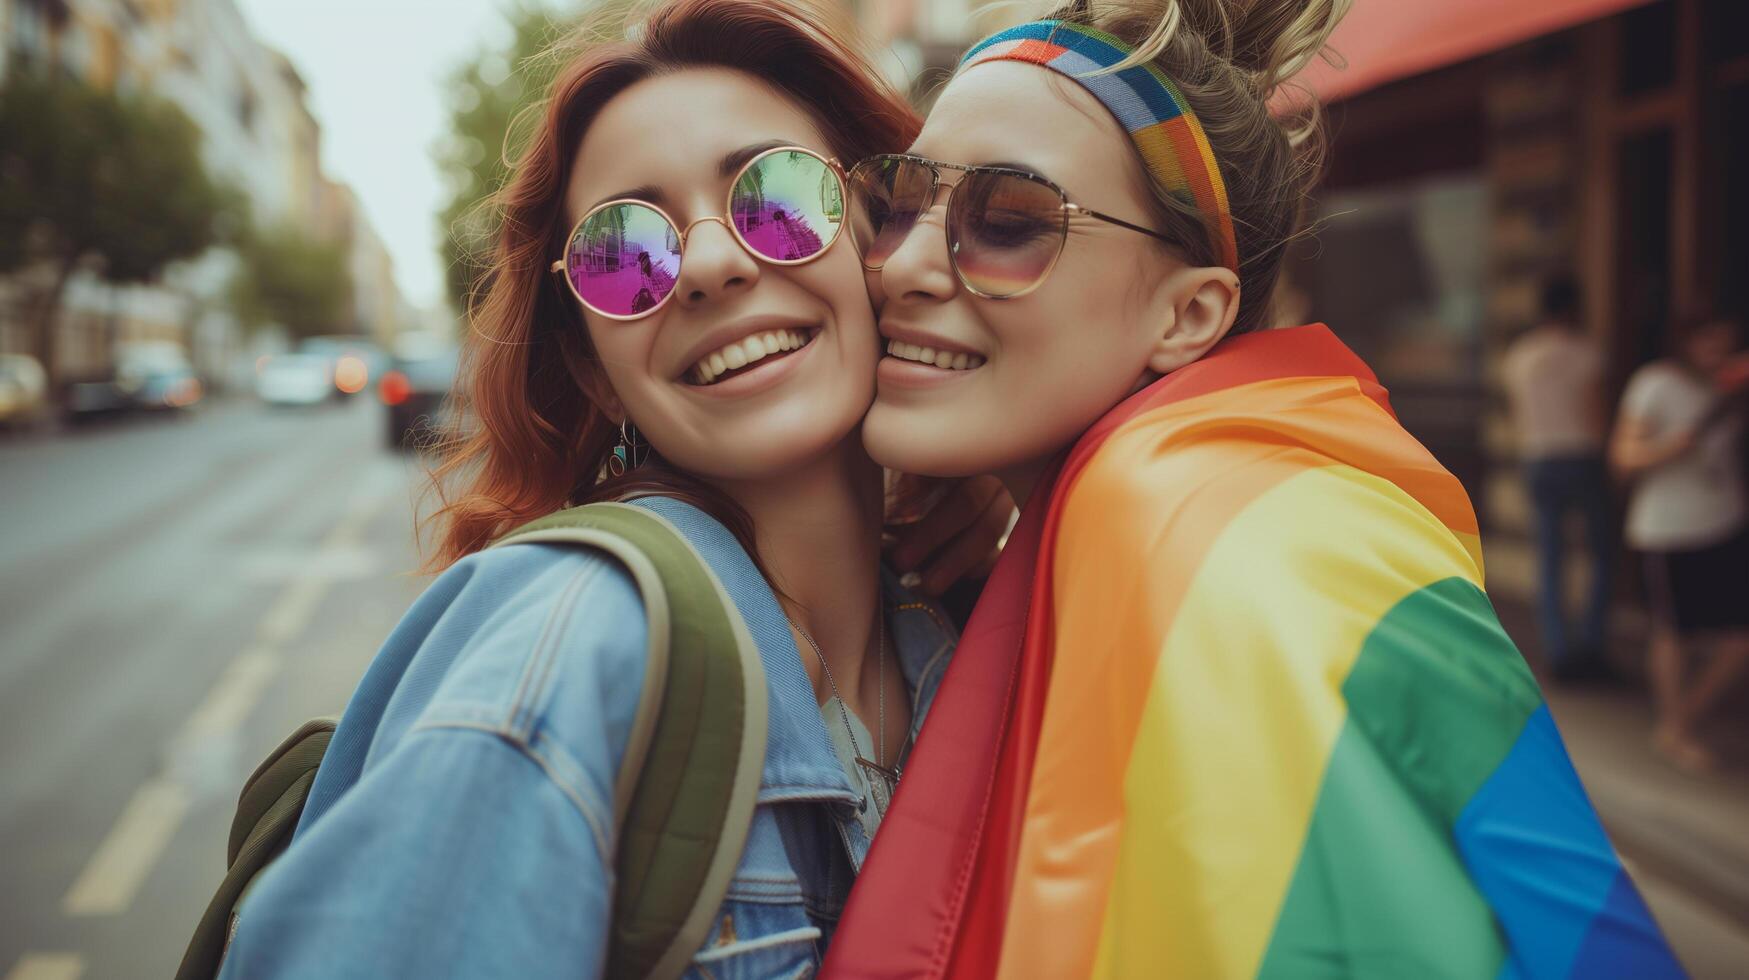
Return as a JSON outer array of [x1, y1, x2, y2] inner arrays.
[[1257, 721, 1508, 978], [1341, 576, 1543, 823], [1258, 577, 1542, 977]]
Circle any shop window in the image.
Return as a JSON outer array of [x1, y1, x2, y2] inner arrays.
[[1618, 0, 1678, 97], [1285, 173, 1489, 491], [1292, 175, 1486, 382]]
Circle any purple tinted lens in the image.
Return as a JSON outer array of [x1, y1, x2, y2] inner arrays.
[[729, 150, 842, 262], [949, 171, 1065, 297], [566, 203, 681, 317]]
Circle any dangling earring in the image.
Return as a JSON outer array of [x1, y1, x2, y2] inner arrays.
[[608, 418, 649, 476]]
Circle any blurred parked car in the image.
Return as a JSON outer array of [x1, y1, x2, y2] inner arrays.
[[63, 376, 132, 420], [65, 342, 201, 422], [0, 353, 48, 429], [117, 343, 202, 413], [298, 335, 385, 398], [256, 353, 335, 407], [379, 346, 458, 449]]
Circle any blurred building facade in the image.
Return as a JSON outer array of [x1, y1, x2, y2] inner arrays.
[[317, 180, 402, 354], [0, 0, 405, 387], [1276, 0, 1749, 612]]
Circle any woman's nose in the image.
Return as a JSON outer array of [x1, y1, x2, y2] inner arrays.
[[676, 216, 759, 308], [879, 205, 958, 304]]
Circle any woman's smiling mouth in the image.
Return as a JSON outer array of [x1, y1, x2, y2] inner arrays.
[[682, 327, 818, 392], [884, 339, 985, 372], [688, 327, 819, 385]]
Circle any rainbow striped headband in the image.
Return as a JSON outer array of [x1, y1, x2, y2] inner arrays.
[[959, 20, 1239, 272]]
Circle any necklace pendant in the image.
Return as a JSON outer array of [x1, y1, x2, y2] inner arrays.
[[854, 756, 901, 818], [854, 756, 902, 791]]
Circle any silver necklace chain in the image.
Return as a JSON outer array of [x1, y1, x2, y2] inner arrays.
[[792, 600, 901, 807]]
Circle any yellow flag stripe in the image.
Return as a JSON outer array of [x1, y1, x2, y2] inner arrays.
[[1083, 464, 1484, 978]]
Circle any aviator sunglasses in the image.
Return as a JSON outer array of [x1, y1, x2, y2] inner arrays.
[[551, 145, 848, 319], [847, 153, 1174, 299]]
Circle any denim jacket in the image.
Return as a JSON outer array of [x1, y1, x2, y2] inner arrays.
[[220, 496, 956, 980]]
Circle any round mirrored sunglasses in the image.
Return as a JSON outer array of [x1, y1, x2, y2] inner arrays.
[[551, 146, 848, 320]]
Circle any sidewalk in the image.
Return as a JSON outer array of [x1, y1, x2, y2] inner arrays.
[[1491, 594, 1749, 973]]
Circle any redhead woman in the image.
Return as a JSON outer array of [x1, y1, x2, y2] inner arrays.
[[829, 2, 1681, 977], [215, 2, 1007, 977]]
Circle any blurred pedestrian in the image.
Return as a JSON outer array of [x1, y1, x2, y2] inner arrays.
[[1611, 315, 1749, 771], [1502, 277, 1612, 680]]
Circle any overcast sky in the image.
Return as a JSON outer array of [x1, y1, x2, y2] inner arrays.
[[234, 0, 533, 313]]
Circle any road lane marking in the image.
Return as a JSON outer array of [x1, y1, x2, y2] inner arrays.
[[178, 647, 282, 743], [256, 576, 330, 648], [61, 778, 191, 916], [3, 953, 84, 980], [61, 464, 405, 919]]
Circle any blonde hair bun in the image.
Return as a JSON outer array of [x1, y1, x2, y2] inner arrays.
[[1061, 0, 1349, 96]]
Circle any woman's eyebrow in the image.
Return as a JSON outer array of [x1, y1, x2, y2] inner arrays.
[[583, 140, 802, 215], [587, 184, 664, 213], [981, 159, 1046, 175], [718, 139, 801, 176]]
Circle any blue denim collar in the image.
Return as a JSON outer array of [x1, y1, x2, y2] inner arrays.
[[627, 498, 956, 802]]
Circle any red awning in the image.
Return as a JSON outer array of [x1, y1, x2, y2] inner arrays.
[[1303, 0, 1656, 101]]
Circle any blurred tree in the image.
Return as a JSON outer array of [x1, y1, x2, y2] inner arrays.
[[0, 71, 236, 386], [227, 222, 355, 342], [436, 1, 639, 313], [436, 3, 571, 313]]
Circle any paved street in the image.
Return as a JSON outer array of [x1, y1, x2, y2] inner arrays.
[[2, 396, 1747, 979], [1, 396, 430, 980]]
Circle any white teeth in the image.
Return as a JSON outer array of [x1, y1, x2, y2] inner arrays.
[[690, 328, 813, 385], [886, 339, 984, 371]]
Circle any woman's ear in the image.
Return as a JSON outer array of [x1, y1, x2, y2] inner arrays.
[[1146, 265, 1241, 376]]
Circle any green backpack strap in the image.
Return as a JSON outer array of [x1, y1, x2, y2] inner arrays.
[[492, 500, 768, 980], [176, 718, 337, 980]]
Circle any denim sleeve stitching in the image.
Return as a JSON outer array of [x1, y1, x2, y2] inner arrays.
[[504, 561, 585, 730], [520, 560, 603, 735], [409, 719, 614, 861], [506, 560, 602, 736]]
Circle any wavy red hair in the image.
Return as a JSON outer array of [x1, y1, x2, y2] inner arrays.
[[423, 0, 920, 570]]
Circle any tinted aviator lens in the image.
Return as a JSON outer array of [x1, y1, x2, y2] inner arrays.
[[729, 150, 843, 263], [949, 171, 1066, 298], [849, 156, 934, 268], [565, 202, 681, 317]]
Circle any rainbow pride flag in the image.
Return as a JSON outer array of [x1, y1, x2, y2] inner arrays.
[[825, 325, 1680, 978]]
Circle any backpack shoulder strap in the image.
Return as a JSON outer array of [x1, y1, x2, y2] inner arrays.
[[176, 718, 337, 980], [493, 500, 768, 980]]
